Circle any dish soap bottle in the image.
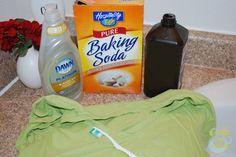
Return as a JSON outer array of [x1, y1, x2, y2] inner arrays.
[[39, 3, 83, 100], [144, 13, 189, 97]]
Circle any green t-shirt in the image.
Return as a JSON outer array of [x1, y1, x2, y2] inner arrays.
[[16, 90, 215, 157]]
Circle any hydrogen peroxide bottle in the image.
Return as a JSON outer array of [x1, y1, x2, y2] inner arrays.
[[39, 3, 83, 100], [144, 13, 189, 97]]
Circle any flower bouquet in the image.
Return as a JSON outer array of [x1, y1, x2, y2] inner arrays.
[[0, 19, 42, 57], [0, 19, 42, 90]]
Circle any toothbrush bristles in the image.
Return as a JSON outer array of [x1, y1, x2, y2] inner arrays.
[[90, 128, 103, 138]]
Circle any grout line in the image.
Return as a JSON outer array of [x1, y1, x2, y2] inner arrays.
[[0, 77, 19, 97]]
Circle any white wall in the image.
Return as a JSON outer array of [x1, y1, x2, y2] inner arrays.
[[1, 0, 236, 35], [144, 0, 236, 35], [0, 0, 33, 21]]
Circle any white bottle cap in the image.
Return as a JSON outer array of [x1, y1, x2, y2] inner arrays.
[[44, 3, 63, 23]]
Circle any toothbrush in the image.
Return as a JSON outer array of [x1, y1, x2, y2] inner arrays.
[[90, 127, 137, 157]]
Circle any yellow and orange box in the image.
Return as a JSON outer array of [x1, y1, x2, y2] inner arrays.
[[73, 0, 144, 93]]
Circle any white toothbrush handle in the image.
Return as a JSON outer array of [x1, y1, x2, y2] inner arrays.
[[115, 145, 137, 157], [93, 127, 137, 157]]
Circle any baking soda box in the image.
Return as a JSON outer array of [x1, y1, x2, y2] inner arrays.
[[73, 0, 143, 93]]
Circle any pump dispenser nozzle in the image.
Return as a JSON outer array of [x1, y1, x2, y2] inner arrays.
[[44, 3, 62, 22]]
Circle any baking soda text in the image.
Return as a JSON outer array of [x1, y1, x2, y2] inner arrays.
[[87, 36, 138, 66]]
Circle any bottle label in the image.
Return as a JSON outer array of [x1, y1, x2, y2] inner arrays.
[[47, 23, 67, 36], [50, 53, 81, 96]]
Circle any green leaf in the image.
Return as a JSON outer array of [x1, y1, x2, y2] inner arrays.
[[15, 46, 28, 57], [25, 39, 32, 48], [16, 18, 25, 23], [17, 33, 25, 41]]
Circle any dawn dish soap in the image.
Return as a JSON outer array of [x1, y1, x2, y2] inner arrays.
[[39, 3, 83, 100]]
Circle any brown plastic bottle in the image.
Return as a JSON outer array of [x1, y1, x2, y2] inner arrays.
[[144, 13, 189, 97]]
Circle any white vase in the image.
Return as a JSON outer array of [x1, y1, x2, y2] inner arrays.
[[31, 0, 65, 23], [17, 47, 41, 89]]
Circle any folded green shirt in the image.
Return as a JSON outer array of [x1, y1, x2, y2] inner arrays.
[[16, 90, 216, 157]]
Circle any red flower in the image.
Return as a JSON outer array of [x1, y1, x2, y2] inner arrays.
[[0, 19, 42, 57], [8, 28, 17, 37], [0, 39, 15, 52]]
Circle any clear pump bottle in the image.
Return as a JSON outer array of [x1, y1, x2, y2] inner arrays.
[[39, 3, 83, 100]]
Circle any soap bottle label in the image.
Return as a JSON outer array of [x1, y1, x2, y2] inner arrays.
[[50, 53, 81, 96], [47, 23, 67, 36]]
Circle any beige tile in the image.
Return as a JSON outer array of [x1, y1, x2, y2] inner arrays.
[[80, 93, 144, 106], [229, 43, 236, 72], [182, 64, 235, 90], [0, 97, 34, 157], [190, 30, 236, 43], [0, 52, 17, 90], [184, 37, 233, 70]]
